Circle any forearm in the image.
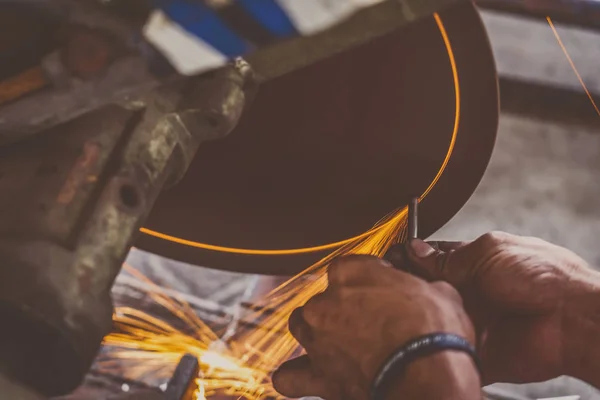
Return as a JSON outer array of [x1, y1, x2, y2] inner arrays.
[[564, 268, 600, 388], [388, 352, 482, 400]]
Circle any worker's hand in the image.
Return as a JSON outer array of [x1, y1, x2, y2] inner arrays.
[[402, 232, 597, 385], [272, 255, 479, 400]]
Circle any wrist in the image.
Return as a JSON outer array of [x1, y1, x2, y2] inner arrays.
[[387, 351, 481, 400], [564, 269, 600, 386]]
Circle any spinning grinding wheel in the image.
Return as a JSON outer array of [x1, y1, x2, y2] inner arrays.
[[136, 2, 499, 275]]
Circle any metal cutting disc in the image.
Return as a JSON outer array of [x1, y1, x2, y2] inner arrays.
[[135, 2, 499, 275]]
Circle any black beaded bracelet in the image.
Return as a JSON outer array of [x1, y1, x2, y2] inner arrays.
[[370, 332, 482, 400]]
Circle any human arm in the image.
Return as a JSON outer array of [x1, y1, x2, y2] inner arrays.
[[562, 271, 600, 388], [387, 352, 482, 400]]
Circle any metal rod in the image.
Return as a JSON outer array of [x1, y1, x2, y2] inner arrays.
[[407, 197, 419, 241], [164, 354, 200, 400]]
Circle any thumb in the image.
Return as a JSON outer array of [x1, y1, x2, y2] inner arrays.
[[406, 239, 470, 287], [272, 355, 339, 399]]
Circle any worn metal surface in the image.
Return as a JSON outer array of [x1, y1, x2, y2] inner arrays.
[[0, 54, 163, 145], [0, 64, 252, 396], [136, 2, 499, 275], [61, 27, 119, 80]]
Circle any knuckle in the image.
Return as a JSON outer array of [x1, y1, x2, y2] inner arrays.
[[377, 257, 393, 269], [430, 281, 461, 301], [327, 260, 346, 282], [303, 291, 336, 326], [339, 254, 381, 270], [478, 231, 509, 248], [328, 254, 377, 284], [350, 291, 369, 310], [431, 280, 456, 293]]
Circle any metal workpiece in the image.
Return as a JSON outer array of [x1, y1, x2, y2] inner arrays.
[[0, 64, 252, 396], [383, 197, 419, 271], [164, 354, 201, 400], [106, 354, 200, 400], [407, 197, 419, 241]]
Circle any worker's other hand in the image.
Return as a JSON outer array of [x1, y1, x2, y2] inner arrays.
[[402, 232, 596, 385], [272, 255, 476, 400]]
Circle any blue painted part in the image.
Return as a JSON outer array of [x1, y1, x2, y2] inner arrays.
[[237, 0, 299, 37], [159, 0, 252, 57]]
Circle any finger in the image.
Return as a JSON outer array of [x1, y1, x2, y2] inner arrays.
[[383, 243, 412, 273], [408, 232, 518, 289], [302, 290, 332, 330], [328, 254, 392, 287], [408, 240, 494, 333], [406, 238, 479, 287], [302, 288, 353, 331], [385, 242, 468, 280], [272, 355, 339, 399], [288, 307, 315, 350], [403, 239, 448, 282]]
